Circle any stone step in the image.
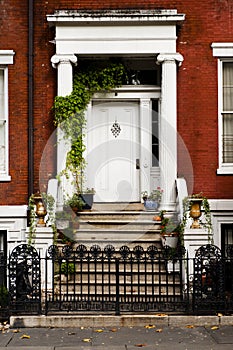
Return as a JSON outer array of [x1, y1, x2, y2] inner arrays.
[[92, 202, 145, 211], [74, 229, 161, 248], [77, 211, 160, 221], [78, 220, 161, 230]]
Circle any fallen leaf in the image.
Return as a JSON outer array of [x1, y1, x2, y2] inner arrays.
[[95, 329, 104, 333], [186, 325, 195, 329], [82, 338, 91, 342], [156, 329, 163, 333], [211, 326, 219, 330], [134, 344, 147, 347], [144, 324, 156, 329], [13, 329, 20, 333], [68, 332, 76, 335], [20, 334, 30, 339], [110, 328, 118, 332], [155, 313, 167, 317]]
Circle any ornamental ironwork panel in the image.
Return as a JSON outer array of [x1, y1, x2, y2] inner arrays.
[[193, 244, 226, 314], [9, 244, 41, 314], [44, 243, 188, 315]]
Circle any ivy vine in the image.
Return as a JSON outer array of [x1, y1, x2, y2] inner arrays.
[[53, 62, 127, 193], [28, 194, 37, 246]]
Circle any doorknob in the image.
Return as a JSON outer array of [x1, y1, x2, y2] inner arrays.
[[136, 159, 140, 169]]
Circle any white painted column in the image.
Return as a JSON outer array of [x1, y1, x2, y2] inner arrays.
[[157, 53, 183, 211], [51, 54, 77, 209], [140, 99, 151, 200]]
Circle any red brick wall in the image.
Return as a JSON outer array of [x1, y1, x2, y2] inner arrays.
[[0, 1, 232, 205]]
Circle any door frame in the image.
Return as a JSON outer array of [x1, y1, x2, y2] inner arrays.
[[85, 85, 161, 202]]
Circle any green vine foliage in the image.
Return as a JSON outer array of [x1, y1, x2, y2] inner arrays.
[[53, 62, 127, 192], [28, 194, 37, 246], [42, 192, 58, 245]]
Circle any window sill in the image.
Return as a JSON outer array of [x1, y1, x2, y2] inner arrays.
[[217, 166, 233, 175], [0, 174, 11, 181]]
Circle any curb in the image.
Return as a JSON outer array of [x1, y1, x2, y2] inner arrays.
[[10, 314, 233, 328]]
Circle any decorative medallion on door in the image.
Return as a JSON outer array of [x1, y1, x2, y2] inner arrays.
[[111, 120, 121, 138]]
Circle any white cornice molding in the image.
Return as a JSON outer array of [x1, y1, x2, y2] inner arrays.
[[47, 9, 185, 24]]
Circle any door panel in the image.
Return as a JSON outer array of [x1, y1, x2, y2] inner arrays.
[[86, 101, 140, 202]]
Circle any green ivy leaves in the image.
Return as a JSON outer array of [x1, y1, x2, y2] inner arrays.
[[52, 62, 127, 192]]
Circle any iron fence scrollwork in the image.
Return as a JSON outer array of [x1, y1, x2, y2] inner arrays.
[[8, 244, 41, 314]]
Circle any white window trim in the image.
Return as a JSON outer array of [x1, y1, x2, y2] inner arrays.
[[212, 43, 233, 174], [0, 50, 14, 181]]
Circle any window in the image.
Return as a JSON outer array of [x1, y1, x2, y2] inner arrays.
[[221, 223, 233, 257], [152, 99, 159, 166], [0, 50, 14, 181], [222, 62, 233, 164], [212, 43, 233, 174]]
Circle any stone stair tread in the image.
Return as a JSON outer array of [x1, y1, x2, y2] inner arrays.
[[79, 219, 160, 224], [75, 228, 161, 232], [78, 211, 159, 216]]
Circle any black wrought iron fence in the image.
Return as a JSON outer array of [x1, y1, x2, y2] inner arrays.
[[0, 243, 233, 319], [0, 250, 9, 321], [44, 244, 189, 315]]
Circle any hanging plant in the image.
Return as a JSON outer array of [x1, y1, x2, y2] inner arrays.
[[53, 62, 127, 196]]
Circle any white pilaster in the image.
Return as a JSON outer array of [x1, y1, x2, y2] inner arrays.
[[51, 54, 77, 209], [140, 99, 151, 199], [157, 53, 183, 211]]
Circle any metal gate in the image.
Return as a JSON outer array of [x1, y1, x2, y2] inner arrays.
[[8, 244, 41, 314], [193, 244, 233, 314], [44, 244, 189, 315]]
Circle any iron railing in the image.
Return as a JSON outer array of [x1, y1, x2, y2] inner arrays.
[[44, 244, 189, 315], [0, 243, 233, 319]]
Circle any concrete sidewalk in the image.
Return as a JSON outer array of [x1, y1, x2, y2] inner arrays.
[[0, 316, 232, 349]]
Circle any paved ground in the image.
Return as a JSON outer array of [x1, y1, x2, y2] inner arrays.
[[0, 324, 233, 349]]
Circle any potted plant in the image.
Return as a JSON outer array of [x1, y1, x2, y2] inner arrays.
[[142, 187, 163, 211], [78, 187, 95, 210], [64, 193, 85, 213], [160, 212, 182, 248], [182, 192, 213, 240]]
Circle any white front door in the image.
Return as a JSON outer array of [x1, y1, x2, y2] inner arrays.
[[86, 101, 140, 202]]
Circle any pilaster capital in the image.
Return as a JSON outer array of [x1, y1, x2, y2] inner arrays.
[[51, 54, 78, 68], [156, 53, 184, 66]]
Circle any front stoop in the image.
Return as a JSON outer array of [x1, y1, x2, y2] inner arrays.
[[74, 204, 162, 248]]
